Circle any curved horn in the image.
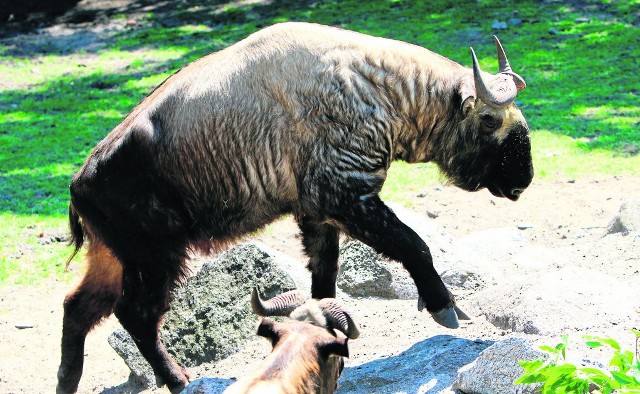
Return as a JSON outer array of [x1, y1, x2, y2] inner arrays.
[[470, 46, 517, 108], [251, 287, 309, 317], [317, 299, 360, 339], [493, 36, 526, 91]]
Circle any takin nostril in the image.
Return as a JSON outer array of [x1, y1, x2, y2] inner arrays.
[[511, 188, 524, 196]]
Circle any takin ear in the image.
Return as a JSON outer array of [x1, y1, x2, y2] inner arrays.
[[459, 76, 477, 117], [319, 337, 349, 359], [256, 318, 282, 346]]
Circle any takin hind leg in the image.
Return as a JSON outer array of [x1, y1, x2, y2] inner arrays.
[[57, 241, 122, 394], [297, 216, 340, 299], [114, 255, 189, 394]]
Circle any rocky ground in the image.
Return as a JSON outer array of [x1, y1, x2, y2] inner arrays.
[[1, 175, 639, 393]]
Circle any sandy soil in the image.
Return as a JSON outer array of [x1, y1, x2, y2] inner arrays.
[[1, 175, 639, 393]]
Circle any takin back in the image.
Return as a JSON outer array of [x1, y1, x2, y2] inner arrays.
[[57, 22, 533, 393]]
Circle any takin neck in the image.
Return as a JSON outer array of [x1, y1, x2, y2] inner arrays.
[[346, 47, 471, 164]]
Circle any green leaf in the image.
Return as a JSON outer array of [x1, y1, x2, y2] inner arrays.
[[520, 359, 545, 369], [612, 371, 635, 385], [592, 336, 621, 351], [581, 367, 613, 382], [515, 372, 547, 384], [611, 351, 635, 372], [540, 345, 560, 354], [586, 340, 604, 349]]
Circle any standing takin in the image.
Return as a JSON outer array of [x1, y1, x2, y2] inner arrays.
[[57, 22, 533, 393]]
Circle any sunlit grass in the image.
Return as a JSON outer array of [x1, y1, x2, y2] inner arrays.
[[531, 130, 640, 179], [0, 214, 75, 285]]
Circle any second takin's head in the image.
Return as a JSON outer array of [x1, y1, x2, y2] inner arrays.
[[437, 36, 533, 201]]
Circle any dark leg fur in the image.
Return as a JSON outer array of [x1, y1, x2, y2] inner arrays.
[[331, 195, 452, 312], [57, 242, 122, 394], [297, 217, 340, 299], [114, 258, 189, 393]]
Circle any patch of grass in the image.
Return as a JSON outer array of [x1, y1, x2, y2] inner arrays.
[[0, 214, 77, 285], [531, 130, 640, 179], [1, 0, 638, 285]]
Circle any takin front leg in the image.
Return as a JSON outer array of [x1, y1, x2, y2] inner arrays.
[[114, 261, 189, 394], [57, 242, 122, 394], [330, 194, 469, 329], [297, 216, 340, 299]]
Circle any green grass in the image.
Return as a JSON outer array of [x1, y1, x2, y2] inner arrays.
[[1, 0, 638, 285]]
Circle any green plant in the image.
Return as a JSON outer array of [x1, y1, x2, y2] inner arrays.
[[516, 330, 640, 393]]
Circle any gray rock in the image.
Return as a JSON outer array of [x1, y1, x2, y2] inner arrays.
[[337, 241, 397, 298], [109, 243, 304, 388], [605, 199, 640, 236], [181, 377, 234, 394], [453, 337, 546, 394], [108, 330, 158, 389], [337, 335, 492, 393], [339, 239, 447, 299], [469, 266, 640, 335], [440, 269, 484, 292]]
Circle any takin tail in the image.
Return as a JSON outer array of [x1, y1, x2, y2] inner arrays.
[[65, 202, 84, 269]]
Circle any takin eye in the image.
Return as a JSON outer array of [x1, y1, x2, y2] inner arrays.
[[480, 114, 503, 134]]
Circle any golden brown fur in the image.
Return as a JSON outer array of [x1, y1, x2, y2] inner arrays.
[[224, 320, 346, 394]]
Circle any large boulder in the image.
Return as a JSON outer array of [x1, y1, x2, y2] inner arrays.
[[337, 241, 413, 299], [336, 335, 492, 393], [109, 243, 308, 388], [453, 337, 546, 394], [468, 266, 640, 335]]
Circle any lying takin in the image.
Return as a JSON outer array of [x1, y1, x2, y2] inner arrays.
[[57, 22, 533, 393], [223, 288, 359, 394]]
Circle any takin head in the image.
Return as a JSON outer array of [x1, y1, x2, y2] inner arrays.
[[436, 36, 534, 201], [222, 288, 360, 394], [253, 318, 350, 394]]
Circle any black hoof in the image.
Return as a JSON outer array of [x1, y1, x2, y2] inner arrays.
[[429, 307, 460, 329], [418, 295, 471, 329]]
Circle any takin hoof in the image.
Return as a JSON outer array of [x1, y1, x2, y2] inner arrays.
[[418, 296, 471, 329], [56, 366, 81, 394], [166, 368, 190, 394], [56, 384, 78, 394]]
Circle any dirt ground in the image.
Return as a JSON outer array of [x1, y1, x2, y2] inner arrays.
[[1, 175, 639, 393]]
